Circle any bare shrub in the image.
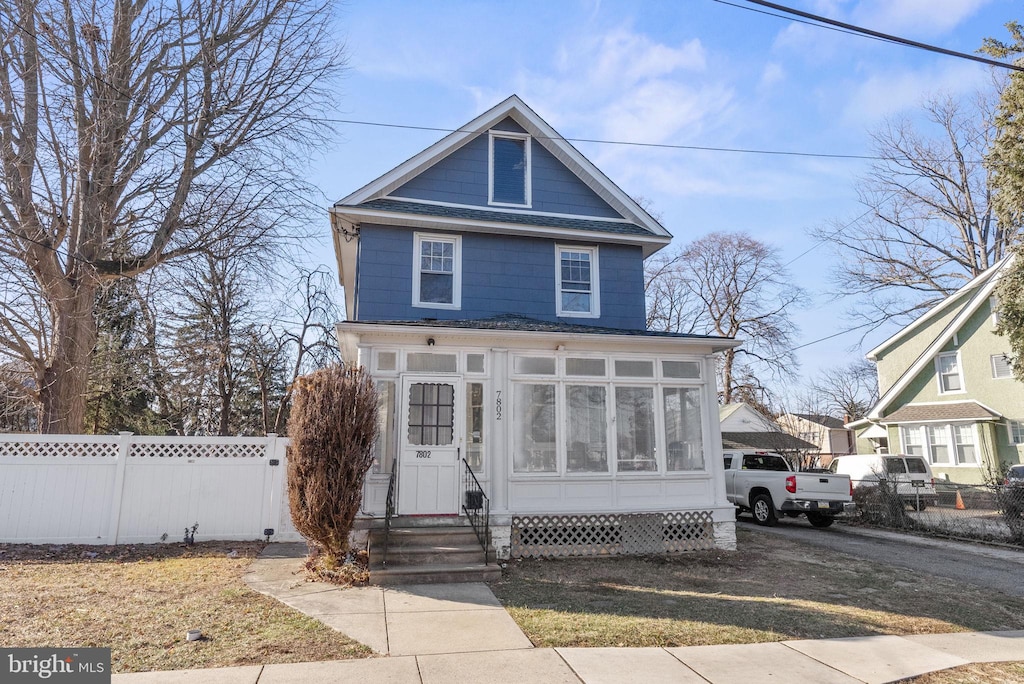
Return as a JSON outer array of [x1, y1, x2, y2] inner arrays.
[[287, 365, 378, 565]]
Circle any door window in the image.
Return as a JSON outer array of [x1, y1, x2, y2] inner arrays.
[[407, 383, 454, 446]]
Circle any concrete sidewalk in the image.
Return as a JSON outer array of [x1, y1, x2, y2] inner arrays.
[[110, 543, 1024, 682], [112, 631, 1024, 683]]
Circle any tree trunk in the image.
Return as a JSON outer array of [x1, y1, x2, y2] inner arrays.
[[721, 349, 735, 404], [40, 284, 98, 434]]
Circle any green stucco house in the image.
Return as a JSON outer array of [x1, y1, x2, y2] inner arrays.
[[849, 257, 1024, 485]]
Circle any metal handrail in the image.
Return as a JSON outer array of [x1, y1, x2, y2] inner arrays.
[[382, 468, 397, 568], [461, 457, 490, 564]]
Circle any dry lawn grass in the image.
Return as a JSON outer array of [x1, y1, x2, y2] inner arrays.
[[0, 541, 371, 673], [490, 527, 1024, 648], [903, 662, 1024, 683]]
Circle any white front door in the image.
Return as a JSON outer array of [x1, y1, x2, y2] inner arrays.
[[398, 376, 461, 515]]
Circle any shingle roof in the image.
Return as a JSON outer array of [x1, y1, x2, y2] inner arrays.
[[790, 413, 846, 429], [349, 198, 656, 236], [348, 314, 732, 341], [883, 402, 1002, 423], [721, 432, 819, 451]]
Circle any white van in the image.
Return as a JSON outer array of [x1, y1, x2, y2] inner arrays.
[[828, 454, 937, 510]]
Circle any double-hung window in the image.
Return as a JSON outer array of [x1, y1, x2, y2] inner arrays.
[[489, 131, 531, 206], [413, 233, 461, 309], [556, 245, 599, 317], [901, 422, 979, 465], [935, 352, 963, 394]]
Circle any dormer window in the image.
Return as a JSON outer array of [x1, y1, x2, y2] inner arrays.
[[556, 245, 599, 318], [489, 131, 531, 207]]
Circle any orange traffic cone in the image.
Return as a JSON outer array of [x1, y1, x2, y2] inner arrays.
[[955, 490, 966, 510]]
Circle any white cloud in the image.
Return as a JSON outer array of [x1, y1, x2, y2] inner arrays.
[[839, 60, 991, 127], [759, 63, 786, 90], [851, 0, 993, 36]]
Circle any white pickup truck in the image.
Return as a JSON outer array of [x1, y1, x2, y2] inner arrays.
[[724, 450, 855, 527]]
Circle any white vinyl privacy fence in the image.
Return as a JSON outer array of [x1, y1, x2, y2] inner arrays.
[[0, 433, 303, 544]]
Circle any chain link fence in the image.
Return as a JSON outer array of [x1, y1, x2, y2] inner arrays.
[[849, 478, 1024, 547]]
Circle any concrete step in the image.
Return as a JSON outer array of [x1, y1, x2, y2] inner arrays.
[[369, 526, 483, 548], [368, 562, 502, 586], [370, 543, 484, 567]]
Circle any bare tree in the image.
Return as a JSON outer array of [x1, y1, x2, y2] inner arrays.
[[0, 0, 343, 433], [646, 232, 807, 403], [806, 360, 879, 421], [813, 94, 1008, 327]]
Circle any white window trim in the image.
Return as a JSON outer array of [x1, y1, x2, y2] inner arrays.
[[987, 352, 1011, 378], [1008, 419, 1024, 445], [900, 422, 980, 466], [488, 130, 532, 208], [934, 351, 965, 395], [412, 232, 462, 310], [555, 244, 600, 318]]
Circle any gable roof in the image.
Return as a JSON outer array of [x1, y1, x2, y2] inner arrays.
[[785, 413, 846, 429], [721, 432, 818, 451], [332, 95, 670, 240], [866, 255, 1014, 421], [881, 401, 1002, 423]]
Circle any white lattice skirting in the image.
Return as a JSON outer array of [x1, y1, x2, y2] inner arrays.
[[511, 511, 715, 558]]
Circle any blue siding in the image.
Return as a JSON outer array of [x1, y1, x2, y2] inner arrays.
[[391, 118, 621, 219], [356, 224, 646, 330]]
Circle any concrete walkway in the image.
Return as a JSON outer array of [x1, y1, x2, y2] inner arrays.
[[110, 542, 1024, 683], [240, 543, 531, 656]]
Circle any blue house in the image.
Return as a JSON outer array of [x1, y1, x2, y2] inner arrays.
[[330, 96, 738, 569]]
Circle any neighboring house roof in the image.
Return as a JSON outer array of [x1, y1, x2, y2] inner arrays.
[[867, 255, 1015, 421], [786, 413, 846, 429], [881, 401, 1002, 423], [721, 432, 818, 451], [719, 404, 745, 422]]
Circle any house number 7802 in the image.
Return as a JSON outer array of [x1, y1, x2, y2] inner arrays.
[[495, 390, 502, 421]]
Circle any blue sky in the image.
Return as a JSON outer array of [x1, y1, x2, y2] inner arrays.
[[305, 0, 1019, 395]]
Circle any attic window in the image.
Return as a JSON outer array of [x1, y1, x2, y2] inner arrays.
[[489, 131, 531, 206]]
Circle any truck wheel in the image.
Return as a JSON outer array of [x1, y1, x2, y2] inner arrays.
[[751, 494, 777, 526], [807, 513, 834, 528], [909, 499, 928, 511]]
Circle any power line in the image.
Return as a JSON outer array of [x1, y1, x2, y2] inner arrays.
[[324, 117, 986, 163], [728, 0, 1024, 73]]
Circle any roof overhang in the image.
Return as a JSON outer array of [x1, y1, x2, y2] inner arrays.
[[336, 320, 740, 363]]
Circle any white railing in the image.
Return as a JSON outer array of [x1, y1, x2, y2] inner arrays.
[[0, 432, 302, 544]]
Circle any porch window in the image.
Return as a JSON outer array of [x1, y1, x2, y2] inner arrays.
[[513, 383, 556, 473], [663, 387, 704, 471], [614, 387, 657, 472], [489, 132, 530, 206], [902, 422, 980, 466], [556, 246, 599, 317], [935, 352, 963, 393], [566, 385, 608, 473], [615, 359, 653, 378], [406, 383, 454, 446], [902, 425, 924, 458], [466, 382, 485, 470], [371, 380, 396, 474], [413, 233, 461, 309]]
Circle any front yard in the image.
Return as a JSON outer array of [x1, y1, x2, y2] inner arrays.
[[0, 541, 370, 673], [489, 527, 1024, 648]]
